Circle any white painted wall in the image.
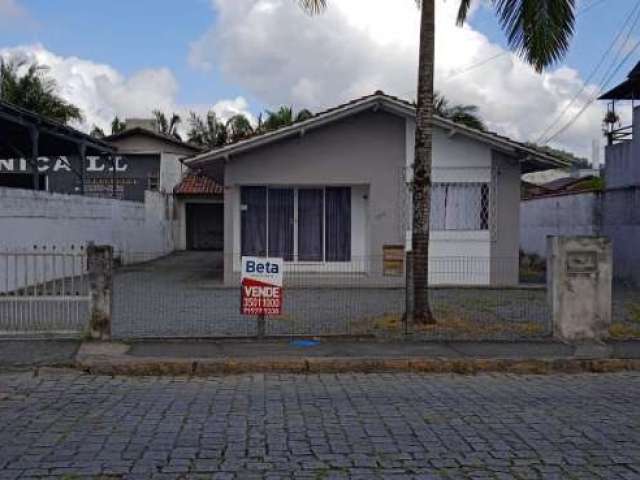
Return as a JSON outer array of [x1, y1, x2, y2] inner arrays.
[[0, 187, 175, 265], [160, 152, 186, 194], [405, 119, 494, 284]]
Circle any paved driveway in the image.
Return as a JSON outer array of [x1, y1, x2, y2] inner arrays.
[[112, 252, 552, 340], [1, 371, 639, 479]]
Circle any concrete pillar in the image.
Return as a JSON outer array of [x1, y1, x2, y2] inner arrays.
[[547, 236, 612, 342], [87, 243, 114, 340]]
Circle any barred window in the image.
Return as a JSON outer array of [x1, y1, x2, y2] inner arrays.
[[431, 183, 490, 231]]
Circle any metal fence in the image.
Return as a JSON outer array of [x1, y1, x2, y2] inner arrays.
[[111, 251, 552, 340], [0, 251, 91, 337]]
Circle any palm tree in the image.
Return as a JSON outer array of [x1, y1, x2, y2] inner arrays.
[[258, 106, 314, 133], [227, 114, 254, 143], [187, 110, 228, 148], [433, 92, 486, 131], [89, 115, 128, 139], [111, 116, 126, 134], [0, 58, 82, 124], [261, 106, 294, 132], [153, 110, 182, 140], [300, 0, 576, 324]]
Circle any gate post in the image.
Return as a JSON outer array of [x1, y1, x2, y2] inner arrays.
[[547, 236, 612, 342], [87, 243, 114, 340]]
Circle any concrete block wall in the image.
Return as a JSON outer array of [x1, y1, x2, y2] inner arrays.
[[0, 187, 175, 262]]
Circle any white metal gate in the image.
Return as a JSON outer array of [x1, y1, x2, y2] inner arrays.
[[0, 252, 91, 337]]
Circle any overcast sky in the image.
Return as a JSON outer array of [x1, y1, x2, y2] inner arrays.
[[0, 0, 636, 159]]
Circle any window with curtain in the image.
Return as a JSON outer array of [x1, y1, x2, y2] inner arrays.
[[430, 183, 490, 231], [240, 186, 352, 261]]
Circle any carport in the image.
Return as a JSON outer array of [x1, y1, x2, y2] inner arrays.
[[174, 173, 225, 251], [0, 99, 117, 193]]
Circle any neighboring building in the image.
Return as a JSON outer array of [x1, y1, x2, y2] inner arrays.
[[184, 92, 567, 286], [522, 175, 601, 200], [102, 126, 201, 201], [521, 61, 640, 284], [0, 115, 201, 202]]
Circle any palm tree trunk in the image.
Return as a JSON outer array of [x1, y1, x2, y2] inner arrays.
[[412, 0, 435, 325]]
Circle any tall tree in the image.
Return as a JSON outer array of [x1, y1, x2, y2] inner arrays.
[[433, 92, 486, 131], [227, 114, 254, 143], [153, 110, 182, 140], [258, 106, 314, 133], [89, 115, 127, 138], [111, 116, 126, 134], [187, 111, 229, 148], [0, 58, 82, 124], [299, 0, 576, 324]]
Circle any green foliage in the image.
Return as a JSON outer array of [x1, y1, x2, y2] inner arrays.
[[89, 115, 127, 139], [0, 57, 83, 124], [187, 110, 229, 148], [523, 142, 589, 167], [457, 0, 576, 72], [111, 116, 126, 134], [153, 110, 182, 140], [433, 91, 486, 131], [227, 114, 254, 143]]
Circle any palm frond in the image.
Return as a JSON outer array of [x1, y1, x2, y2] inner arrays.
[[298, 0, 326, 15], [497, 0, 575, 71], [456, 0, 472, 25]]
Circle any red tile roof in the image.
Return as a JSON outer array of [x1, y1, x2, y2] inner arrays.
[[174, 174, 224, 196]]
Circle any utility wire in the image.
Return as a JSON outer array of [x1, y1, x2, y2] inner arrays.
[[395, 0, 608, 101], [543, 0, 640, 144], [545, 31, 640, 144], [536, 0, 640, 143]]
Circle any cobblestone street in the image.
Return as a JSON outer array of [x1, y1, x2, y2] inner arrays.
[[1, 371, 640, 480]]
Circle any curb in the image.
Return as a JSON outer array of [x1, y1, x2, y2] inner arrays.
[[75, 356, 640, 376]]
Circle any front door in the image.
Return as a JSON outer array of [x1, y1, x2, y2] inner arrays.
[[186, 203, 224, 251]]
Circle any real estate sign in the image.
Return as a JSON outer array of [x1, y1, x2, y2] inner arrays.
[[241, 256, 283, 316]]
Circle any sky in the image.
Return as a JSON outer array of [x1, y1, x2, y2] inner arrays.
[[0, 0, 636, 159]]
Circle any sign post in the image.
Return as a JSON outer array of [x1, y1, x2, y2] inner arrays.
[[241, 257, 284, 337]]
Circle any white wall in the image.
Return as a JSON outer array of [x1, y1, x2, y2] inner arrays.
[[160, 152, 186, 194], [0, 187, 175, 264], [405, 119, 495, 284], [520, 192, 599, 258]]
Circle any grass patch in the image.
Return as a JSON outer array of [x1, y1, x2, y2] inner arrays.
[[356, 309, 545, 338], [610, 322, 640, 339]]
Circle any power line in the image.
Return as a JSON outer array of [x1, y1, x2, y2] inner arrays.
[[544, 31, 640, 144], [395, 0, 609, 101], [537, 0, 640, 143]]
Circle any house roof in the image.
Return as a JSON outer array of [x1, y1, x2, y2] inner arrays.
[[0, 99, 117, 157], [174, 174, 224, 196], [599, 61, 640, 100], [185, 91, 570, 172], [103, 127, 203, 153], [522, 175, 600, 200]]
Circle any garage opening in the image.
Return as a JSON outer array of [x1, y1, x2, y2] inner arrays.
[[186, 203, 224, 251]]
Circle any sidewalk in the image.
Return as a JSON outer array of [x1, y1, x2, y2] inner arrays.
[[73, 339, 640, 375]]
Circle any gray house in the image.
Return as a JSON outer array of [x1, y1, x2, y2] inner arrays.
[[184, 92, 567, 286]]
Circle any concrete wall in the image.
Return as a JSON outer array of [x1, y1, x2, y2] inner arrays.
[[520, 192, 600, 258], [0, 187, 175, 263], [521, 188, 640, 284], [604, 105, 640, 189], [601, 187, 640, 284]]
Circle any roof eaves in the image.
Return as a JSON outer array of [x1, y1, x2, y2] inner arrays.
[[186, 95, 405, 167], [185, 91, 568, 170]]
